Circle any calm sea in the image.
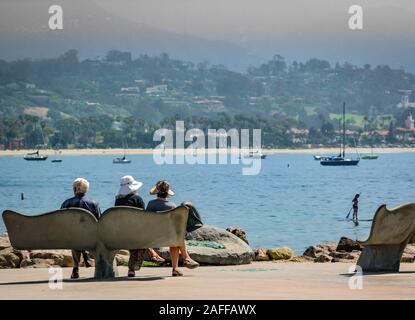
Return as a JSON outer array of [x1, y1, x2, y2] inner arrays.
[[0, 153, 414, 254]]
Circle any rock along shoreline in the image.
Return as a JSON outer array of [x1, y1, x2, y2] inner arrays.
[[1, 229, 414, 269]]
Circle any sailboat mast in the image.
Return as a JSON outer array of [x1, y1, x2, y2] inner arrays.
[[342, 102, 346, 158]]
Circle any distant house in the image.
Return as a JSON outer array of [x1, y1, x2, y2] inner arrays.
[[86, 102, 101, 106], [25, 83, 36, 89], [120, 87, 140, 94], [146, 85, 168, 96], [405, 113, 414, 130], [8, 138, 23, 150]]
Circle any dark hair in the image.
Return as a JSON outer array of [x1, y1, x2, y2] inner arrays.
[[156, 180, 170, 198], [157, 190, 169, 198]]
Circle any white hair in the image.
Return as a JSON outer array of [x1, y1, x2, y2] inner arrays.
[[73, 178, 89, 195]]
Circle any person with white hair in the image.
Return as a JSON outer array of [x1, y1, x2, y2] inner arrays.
[[61, 178, 101, 279]]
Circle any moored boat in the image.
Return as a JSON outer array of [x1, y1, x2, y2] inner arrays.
[[23, 150, 48, 161], [320, 102, 359, 166]]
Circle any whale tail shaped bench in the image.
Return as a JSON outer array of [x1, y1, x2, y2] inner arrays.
[[2, 206, 188, 278], [356, 203, 415, 272]]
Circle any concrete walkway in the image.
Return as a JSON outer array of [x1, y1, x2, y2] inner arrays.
[[0, 262, 414, 299]]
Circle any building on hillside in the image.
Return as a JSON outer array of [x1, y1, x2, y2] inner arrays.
[[120, 87, 140, 94], [8, 138, 23, 150], [146, 85, 168, 96], [397, 90, 415, 108], [405, 113, 414, 130]]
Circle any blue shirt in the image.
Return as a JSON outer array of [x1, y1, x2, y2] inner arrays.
[[61, 195, 101, 219]]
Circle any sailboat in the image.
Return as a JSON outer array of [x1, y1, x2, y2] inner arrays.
[[24, 122, 48, 161], [23, 150, 48, 161], [113, 142, 131, 164], [320, 102, 360, 166]]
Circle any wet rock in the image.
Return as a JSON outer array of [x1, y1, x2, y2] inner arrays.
[[226, 227, 249, 244], [336, 237, 363, 252], [267, 247, 294, 260], [253, 248, 270, 261]]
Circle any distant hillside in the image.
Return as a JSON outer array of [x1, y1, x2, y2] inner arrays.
[[0, 50, 414, 149]]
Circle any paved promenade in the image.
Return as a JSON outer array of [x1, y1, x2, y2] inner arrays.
[[0, 262, 414, 299]]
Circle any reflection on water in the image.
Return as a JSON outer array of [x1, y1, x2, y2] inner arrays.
[[0, 153, 414, 254]]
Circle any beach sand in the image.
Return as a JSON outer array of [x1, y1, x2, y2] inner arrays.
[[0, 262, 414, 299], [0, 147, 414, 157]]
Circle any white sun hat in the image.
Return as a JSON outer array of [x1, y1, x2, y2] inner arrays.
[[118, 175, 143, 196]]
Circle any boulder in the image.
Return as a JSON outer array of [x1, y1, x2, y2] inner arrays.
[[156, 225, 254, 265], [303, 242, 337, 259], [117, 249, 130, 256], [254, 248, 270, 261], [402, 244, 415, 263], [116, 254, 129, 266], [314, 254, 332, 263], [290, 256, 314, 263], [20, 258, 37, 268], [267, 247, 294, 260], [0, 247, 21, 268], [226, 227, 249, 244], [303, 246, 323, 258], [0, 234, 11, 250], [336, 237, 363, 252]]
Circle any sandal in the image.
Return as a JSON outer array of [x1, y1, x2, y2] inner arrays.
[[128, 270, 135, 277], [172, 269, 183, 277], [70, 267, 79, 279], [183, 258, 199, 269], [150, 256, 166, 263]]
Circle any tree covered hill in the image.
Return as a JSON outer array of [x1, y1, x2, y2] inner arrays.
[[0, 50, 414, 148]]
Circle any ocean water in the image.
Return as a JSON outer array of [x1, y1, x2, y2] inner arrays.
[[0, 153, 414, 254]]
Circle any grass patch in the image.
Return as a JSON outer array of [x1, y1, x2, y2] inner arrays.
[[329, 113, 365, 125]]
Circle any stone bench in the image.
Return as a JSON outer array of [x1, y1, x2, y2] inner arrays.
[[356, 203, 415, 272], [2, 206, 188, 278]]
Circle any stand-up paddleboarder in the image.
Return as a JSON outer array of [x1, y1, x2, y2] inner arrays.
[[352, 194, 360, 225]]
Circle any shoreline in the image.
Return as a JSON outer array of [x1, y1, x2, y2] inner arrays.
[[0, 147, 414, 157]]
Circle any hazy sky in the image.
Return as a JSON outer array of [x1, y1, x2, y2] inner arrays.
[[0, 0, 414, 71]]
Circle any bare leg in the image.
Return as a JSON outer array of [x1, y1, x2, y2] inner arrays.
[[147, 248, 165, 262], [179, 240, 191, 260], [179, 240, 200, 269], [170, 247, 180, 271]]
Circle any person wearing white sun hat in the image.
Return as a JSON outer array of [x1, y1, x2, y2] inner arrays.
[[114, 175, 166, 277]]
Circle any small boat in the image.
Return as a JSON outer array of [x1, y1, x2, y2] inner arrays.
[[313, 155, 330, 161], [361, 147, 379, 160], [240, 150, 267, 159], [320, 102, 359, 166], [51, 159, 63, 163], [113, 155, 131, 164], [361, 154, 379, 160], [23, 150, 48, 161]]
